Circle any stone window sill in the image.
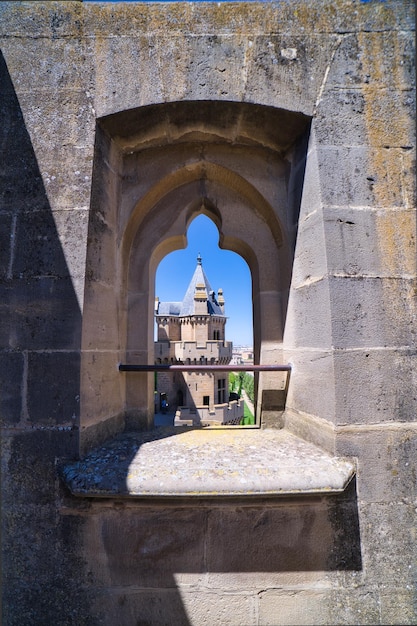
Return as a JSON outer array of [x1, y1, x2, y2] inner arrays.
[[61, 427, 355, 498]]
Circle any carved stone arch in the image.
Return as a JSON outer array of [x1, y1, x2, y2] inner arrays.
[[125, 172, 286, 321], [122, 173, 292, 428], [122, 160, 287, 278], [81, 100, 311, 445], [186, 197, 222, 235]]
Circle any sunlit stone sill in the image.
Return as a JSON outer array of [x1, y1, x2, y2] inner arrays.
[[61, 427, 355, 498]]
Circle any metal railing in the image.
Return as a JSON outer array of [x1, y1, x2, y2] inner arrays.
[[119, 363, 292, 423], [119, 363, 291, 373], [119, 363, 292, 396]]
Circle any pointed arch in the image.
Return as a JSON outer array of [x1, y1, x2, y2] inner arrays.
[[81, 100, 310, 442], [121, 161, 286, 288]]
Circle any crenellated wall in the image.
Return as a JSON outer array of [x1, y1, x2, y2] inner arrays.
[[1, 1, 415, 624]]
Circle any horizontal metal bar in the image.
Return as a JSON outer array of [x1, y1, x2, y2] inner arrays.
[[119, 363, 291, 372]]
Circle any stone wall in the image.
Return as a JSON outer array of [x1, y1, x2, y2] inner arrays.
[[175, 399, 244, 425], [1, 1, 415, 625]]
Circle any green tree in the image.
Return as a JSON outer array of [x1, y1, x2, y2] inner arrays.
[[243, 373, 254, 402], [237, 372, 245, 395], [229, 373, 237, 393]]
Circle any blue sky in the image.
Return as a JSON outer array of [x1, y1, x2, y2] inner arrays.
[[155, 215, 253, 346]]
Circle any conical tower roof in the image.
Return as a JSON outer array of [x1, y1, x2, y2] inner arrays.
[[179, 254, 224, 317]]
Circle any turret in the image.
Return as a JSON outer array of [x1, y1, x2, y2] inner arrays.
[[194, 282, 208, 315], [217, 288, 225, 314]]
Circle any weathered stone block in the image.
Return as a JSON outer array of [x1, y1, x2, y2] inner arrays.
[[324, 33, 364, 90], [327, 589, 380, 625], [2, 430, 78, 507], [357, 1, 414, 31], [380, 589, 417, 625], [317, 145, 405, 209], [245, 34, 335, 114], [298, 140, 323, 215], [370, 146, 413, 209], [179, 590, 254, 626], [0, 166, 48, 213], [81, 282, 119, 350], [0, 51, 51, 214], [0, 277, 81, 351], [359, 502, 416, 588], [2, 37, 86, 93], [89, 589, 193, 626], [336, 427, 417, 503], [334, 349, 417, 427], [401, 147, 417, 208], [30, 144, 93, 211], [291, 208, 328, 288], [0, 1, 83, 39], [16, 90, 95, 154], [206, 500, 361, 574], [259, 589, 331, 625], [0, 351, 23, 426], [284, 350, 336, 426], [76, 1, 413, 41], [284, 277, 332, 350], [27, 351, 80, 425], [206, 568, 332, 594], [330, 276, 415, 349], [323, 207, 416, 278], [314, 88, 367, 147], [13, 210, 70, 278], [92, 35, 163, 117], [84, 210, 118, 286], [362, 88, 415, 150], [80, 350, 123, 428], [0, 214, 13, 279], [90, 586, 251, 626], [2, 493, 91, 625], [160, 33, 241, 102], [83, 506, 207, 587], [52, 208, 89, 281], [284, 407, 336, 452], [326, 31, 416, 92]]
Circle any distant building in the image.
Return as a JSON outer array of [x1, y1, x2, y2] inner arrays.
[[154, 255, 244, 425], [231, 347, 254, 365]]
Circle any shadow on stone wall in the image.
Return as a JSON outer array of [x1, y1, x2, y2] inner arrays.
[[0, 49, 87, 625], [0, 49, 82, 429], [69, 479, 361, 625], [87, 481, 362, 577]]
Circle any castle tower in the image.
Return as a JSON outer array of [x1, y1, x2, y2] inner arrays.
[[154, 255, 241, 425]]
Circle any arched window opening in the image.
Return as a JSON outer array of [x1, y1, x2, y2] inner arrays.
[[154, 215, 254, 427], [62, 99, 357, 504], [80, 100, 311, 452]]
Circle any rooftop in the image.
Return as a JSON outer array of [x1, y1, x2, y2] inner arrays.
[[156, 254, 225, 318]]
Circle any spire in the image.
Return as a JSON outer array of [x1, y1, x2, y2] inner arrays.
[[179, 256, 224, 317]]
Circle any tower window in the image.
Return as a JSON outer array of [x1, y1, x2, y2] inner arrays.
[[217, 378, 226, 404]]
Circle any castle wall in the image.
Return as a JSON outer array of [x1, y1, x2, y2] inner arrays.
[[1, 1, 415, 625], [181, 320, 195, 342], [175, 399, 244, 425]]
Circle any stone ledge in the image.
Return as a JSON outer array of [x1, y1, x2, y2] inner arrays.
[[61, 427, 355, 498]]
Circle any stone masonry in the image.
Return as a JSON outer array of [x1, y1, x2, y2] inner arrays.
[[0, 1, 415, 625]]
